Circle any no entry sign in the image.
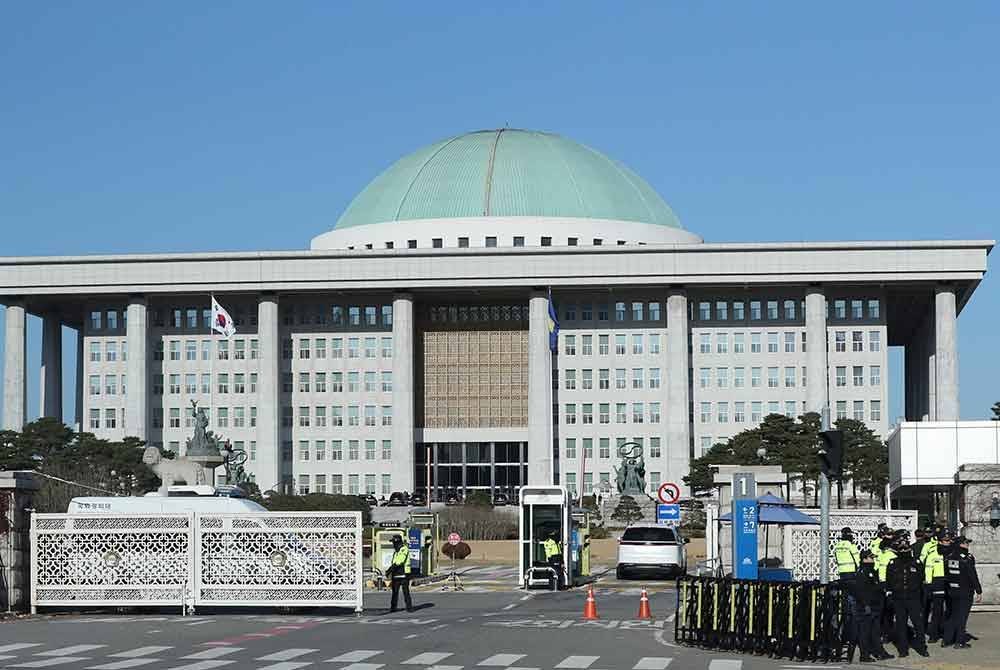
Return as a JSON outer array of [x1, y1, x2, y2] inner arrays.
[[447, 532, 462, 546], [658, 482, 681, 504]]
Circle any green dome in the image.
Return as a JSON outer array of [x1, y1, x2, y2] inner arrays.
[[334, 129, 682, 229]]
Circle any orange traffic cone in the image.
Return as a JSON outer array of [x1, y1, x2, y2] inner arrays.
[[637, 587, 652, 620], [582, 584, 599, 620]]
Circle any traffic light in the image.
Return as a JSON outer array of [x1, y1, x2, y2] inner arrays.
[[818, 430, 844, 479]]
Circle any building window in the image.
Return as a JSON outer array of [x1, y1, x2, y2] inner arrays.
[[871, 365, 881, 386], [734, 401, 746, 423], [853, 366, 864, 387], [699, 367, 711, 389], [767, 367, 779, 388], [733, 333, 744, 354], [836, 366, 847, 387], [853, 400, 865, 421], [751, 367, 761, 388], [749, 301, 761, 320], [716, 367, 728, 388], [784, 332, 795, 353], [851, 300, 864, 319], [750, 332, 761, 353], [564, 369, 576, 390], [105, 408, 116, 429], [767, 301, 779, 320], [541, 236, 552, 247], [785, 401, 796, 418], [699, 302, 711, 320], [733, 302, 745, 321], [784, 300, 796, 320], [751, 401, 762, 423], [582, 404, 593, 424], [615, 334, 627, 355], [871, 400, 882, 421], [564, 404, 577, 424], [615, 302, 626, 322], [632, 302, 644, 321], [868, 299, 880, 319], [632, 334, 643, 355], [699, 333, 711, 354], [852, 331, 864, 352], [648, 334, 660, 354], [835, 331, 846, 352], [581, 369, 593, 390], [582, 335, 593, 355], [767, 332, 779, 353], [834, 300, 847, 319], [700, 402, 711, 424], [513, 236, 524, 247], [782, 366, 794, 387], [432, 238, 443, 248], [648, 368, 661, 389], [598, 334, 609, 355], [716, 301, 728, 321], [564, 334, 576, 355], [89, 342, 101, 362], [458, 237, 469, 248], [869, 331, 881, 352], [717, 402, 729, 423], [734, 366, 745, 388]]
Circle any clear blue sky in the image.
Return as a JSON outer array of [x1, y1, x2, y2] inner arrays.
[[1, 3, 997, 427]]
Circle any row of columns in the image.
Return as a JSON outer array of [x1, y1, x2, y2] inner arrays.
[[0, 284, 962, 490]]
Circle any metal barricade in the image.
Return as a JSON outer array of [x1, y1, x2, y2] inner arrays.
[[675, 575, 849, 661]]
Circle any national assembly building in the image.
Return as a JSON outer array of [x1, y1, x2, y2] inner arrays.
[[0, 129, 992, 497]]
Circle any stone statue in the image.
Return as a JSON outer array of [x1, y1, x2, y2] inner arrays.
[[614, 442, 647, 496], [185, 400, 220, 457]]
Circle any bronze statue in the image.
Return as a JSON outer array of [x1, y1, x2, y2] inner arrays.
[[185, 400, 221, 457], [614, 442, 647, 496]]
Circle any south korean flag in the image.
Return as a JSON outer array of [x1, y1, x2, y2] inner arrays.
[[210, 295, 237, 338]]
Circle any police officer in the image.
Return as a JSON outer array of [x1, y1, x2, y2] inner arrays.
[[869, 523, 889, 560], [849, 550, 893, 662], [925, 530, 952, 642], [911, 528, 927, 561], [542, 532, 564, 589], [388, 534, 413, 612], [919, 526, 939, 629], [834, 527, 861, 581], [875, 530, 901, 639], [886, 536, 930, 657], [941, 536, 982, 648]]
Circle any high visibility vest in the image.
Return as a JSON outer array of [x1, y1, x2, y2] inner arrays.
[[392, 546, 411, 575], [920, 538, 938, 563], [834, 540, 860, 574], [925, 550, 945, 585], [869, 538, 884, 560], [876, 549, 897, 582], [543, 539, 560, 559]]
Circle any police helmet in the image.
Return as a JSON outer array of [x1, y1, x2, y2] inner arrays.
[[938, 529, 954, 542], [840, 527, 854, 540], [955, 536, 971, 546], [860, 549, 875, 562], [391, 534, 404, 547]]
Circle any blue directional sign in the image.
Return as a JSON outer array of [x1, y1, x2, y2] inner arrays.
[[733, 499, 759, 580], [656, 503, 681, 525]]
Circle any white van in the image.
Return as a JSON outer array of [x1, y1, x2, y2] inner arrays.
[[68, 491, 267, 515], [615, 523, 689, 579]]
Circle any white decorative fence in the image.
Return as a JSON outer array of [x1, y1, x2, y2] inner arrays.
[[31, 511, 363, 612]]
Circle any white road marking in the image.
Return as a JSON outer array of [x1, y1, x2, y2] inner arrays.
[[502, 604, 517, 610], [38, 646, 107, 657], [555, 657, 599, 669], [181, 648, 244, 660], [110, 647, 174, 658], [404, 634, 419, 640], [257, 650, 318, 662], [87, 659, 162, 670], [10, 659, 92, 668], [160, 662, 235, 670], [185, 620, 215, 626], [403, 653, 453, 665], [325, 651, 382, 663], [0, 645, 43, 653], [664, 613, 676, 623], [519, 595, 532, 601], [426, 666, 463, 670], [634, 659, 673, 670], [478, 654, 526, 666], [339, 665, 383, 670], [255, 663, 313, 670], [708, 661, 742, 670], [430, 624, 447, 630]]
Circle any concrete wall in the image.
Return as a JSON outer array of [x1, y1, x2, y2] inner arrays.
[[0, 471, 39, 612], [957, 464, 1000, 604]]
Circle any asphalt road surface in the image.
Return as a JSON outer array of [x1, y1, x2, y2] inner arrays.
[[0, 588, 901, 670]]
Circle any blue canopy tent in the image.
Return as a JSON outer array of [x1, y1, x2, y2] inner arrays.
[[719, 492, 818, 579]]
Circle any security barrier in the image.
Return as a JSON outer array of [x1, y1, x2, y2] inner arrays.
[[675, 576, 849, 662], [31, 511, 364, 612]]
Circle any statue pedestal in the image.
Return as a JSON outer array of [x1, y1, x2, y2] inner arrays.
[[186, 455, 223, 487], [601, 492, 660, 530]]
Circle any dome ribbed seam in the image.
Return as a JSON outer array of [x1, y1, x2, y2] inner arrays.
[[538, 131, 587, 215], [392, 135, 465, 221]]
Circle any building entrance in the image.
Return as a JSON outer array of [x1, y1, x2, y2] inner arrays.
[[415, 441, 527, 502]]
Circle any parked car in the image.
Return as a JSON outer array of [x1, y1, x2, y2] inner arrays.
[[387, 492, 409, 507], [492, 492, 510, 507], [410, 491, 427, 507], [444, 489, 463, 506], [615, 523, 689, 579], [360, 493, 379, 508]]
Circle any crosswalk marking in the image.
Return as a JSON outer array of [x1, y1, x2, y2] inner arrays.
[[634, 659, 673, 670], [255, 663, 313, 670], [181, 648, 245, 660], [160, 662, 235, 670], [257, 650, 319, 662], [325, 651, 382, 663], [38, 645, 107, 657], [555, 657, 599, 669], [338, 664, 383, 670], [87, 659, 162, 670], [403, 653, 453, 665], [478, 654, 526, 667], [426, 666, 464, 670], [10, 658, 92, 668], [708, 661, 742, 670], [110, 647, 174, 658], [0, 644, 44, 653]]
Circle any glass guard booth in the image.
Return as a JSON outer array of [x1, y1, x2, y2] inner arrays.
[[519, 486, 591, 588]]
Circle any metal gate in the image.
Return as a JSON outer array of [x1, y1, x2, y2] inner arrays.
[[31, 511, 363, 612]]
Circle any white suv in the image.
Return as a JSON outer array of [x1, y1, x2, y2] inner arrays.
[[615, 524, 688, 579]]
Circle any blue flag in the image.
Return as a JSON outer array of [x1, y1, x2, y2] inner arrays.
[[547, 288, 560, 352]]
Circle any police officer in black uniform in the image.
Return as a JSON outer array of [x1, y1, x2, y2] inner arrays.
[[849, 550, 894, 662], [886, 536, 930, 657], [941, 536, 982, 648]]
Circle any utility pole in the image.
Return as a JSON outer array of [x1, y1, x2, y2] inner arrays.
[[819, 405, 831, 585]]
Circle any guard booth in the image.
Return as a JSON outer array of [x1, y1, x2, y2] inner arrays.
[[519, 486, 592, 589], [370, 511, 440, 579]]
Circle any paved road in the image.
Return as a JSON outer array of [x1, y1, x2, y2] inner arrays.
[[4, 592, 993, 670]]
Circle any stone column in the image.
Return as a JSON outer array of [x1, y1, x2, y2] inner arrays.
[[391, 293, 416, 492], [926, 317, 937, 421], [257, 294, 281, 493], [666, 290, 691, 489], [75, 329, 84, 431], [0, 471, 40, 612], [935, 286, 960, 421], [40, 313, 63, 420], [3, 302, 27, 430], [805, 288, 828, 415], [527, 290, 554, 486], [125, 297, 148, 439]]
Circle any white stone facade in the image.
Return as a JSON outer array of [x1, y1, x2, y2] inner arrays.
[[0, 234, 992, 497]]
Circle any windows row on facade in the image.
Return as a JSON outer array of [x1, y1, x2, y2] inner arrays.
[[693, 298, 881, 324], [147, 404, 394, 429], [295, 472, 392, 496], [144, 335, 394, 362], [560, 333, 664, 356], [696, 398, 883, 425], [87, 303, 396, 332], [695, 364, 881, 389], [140, 370, 395, 396], [693, 329, 882, 355], [351, 235, 636, 252], [557, 367, 664, 390], [559, 401, 663, 425]]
